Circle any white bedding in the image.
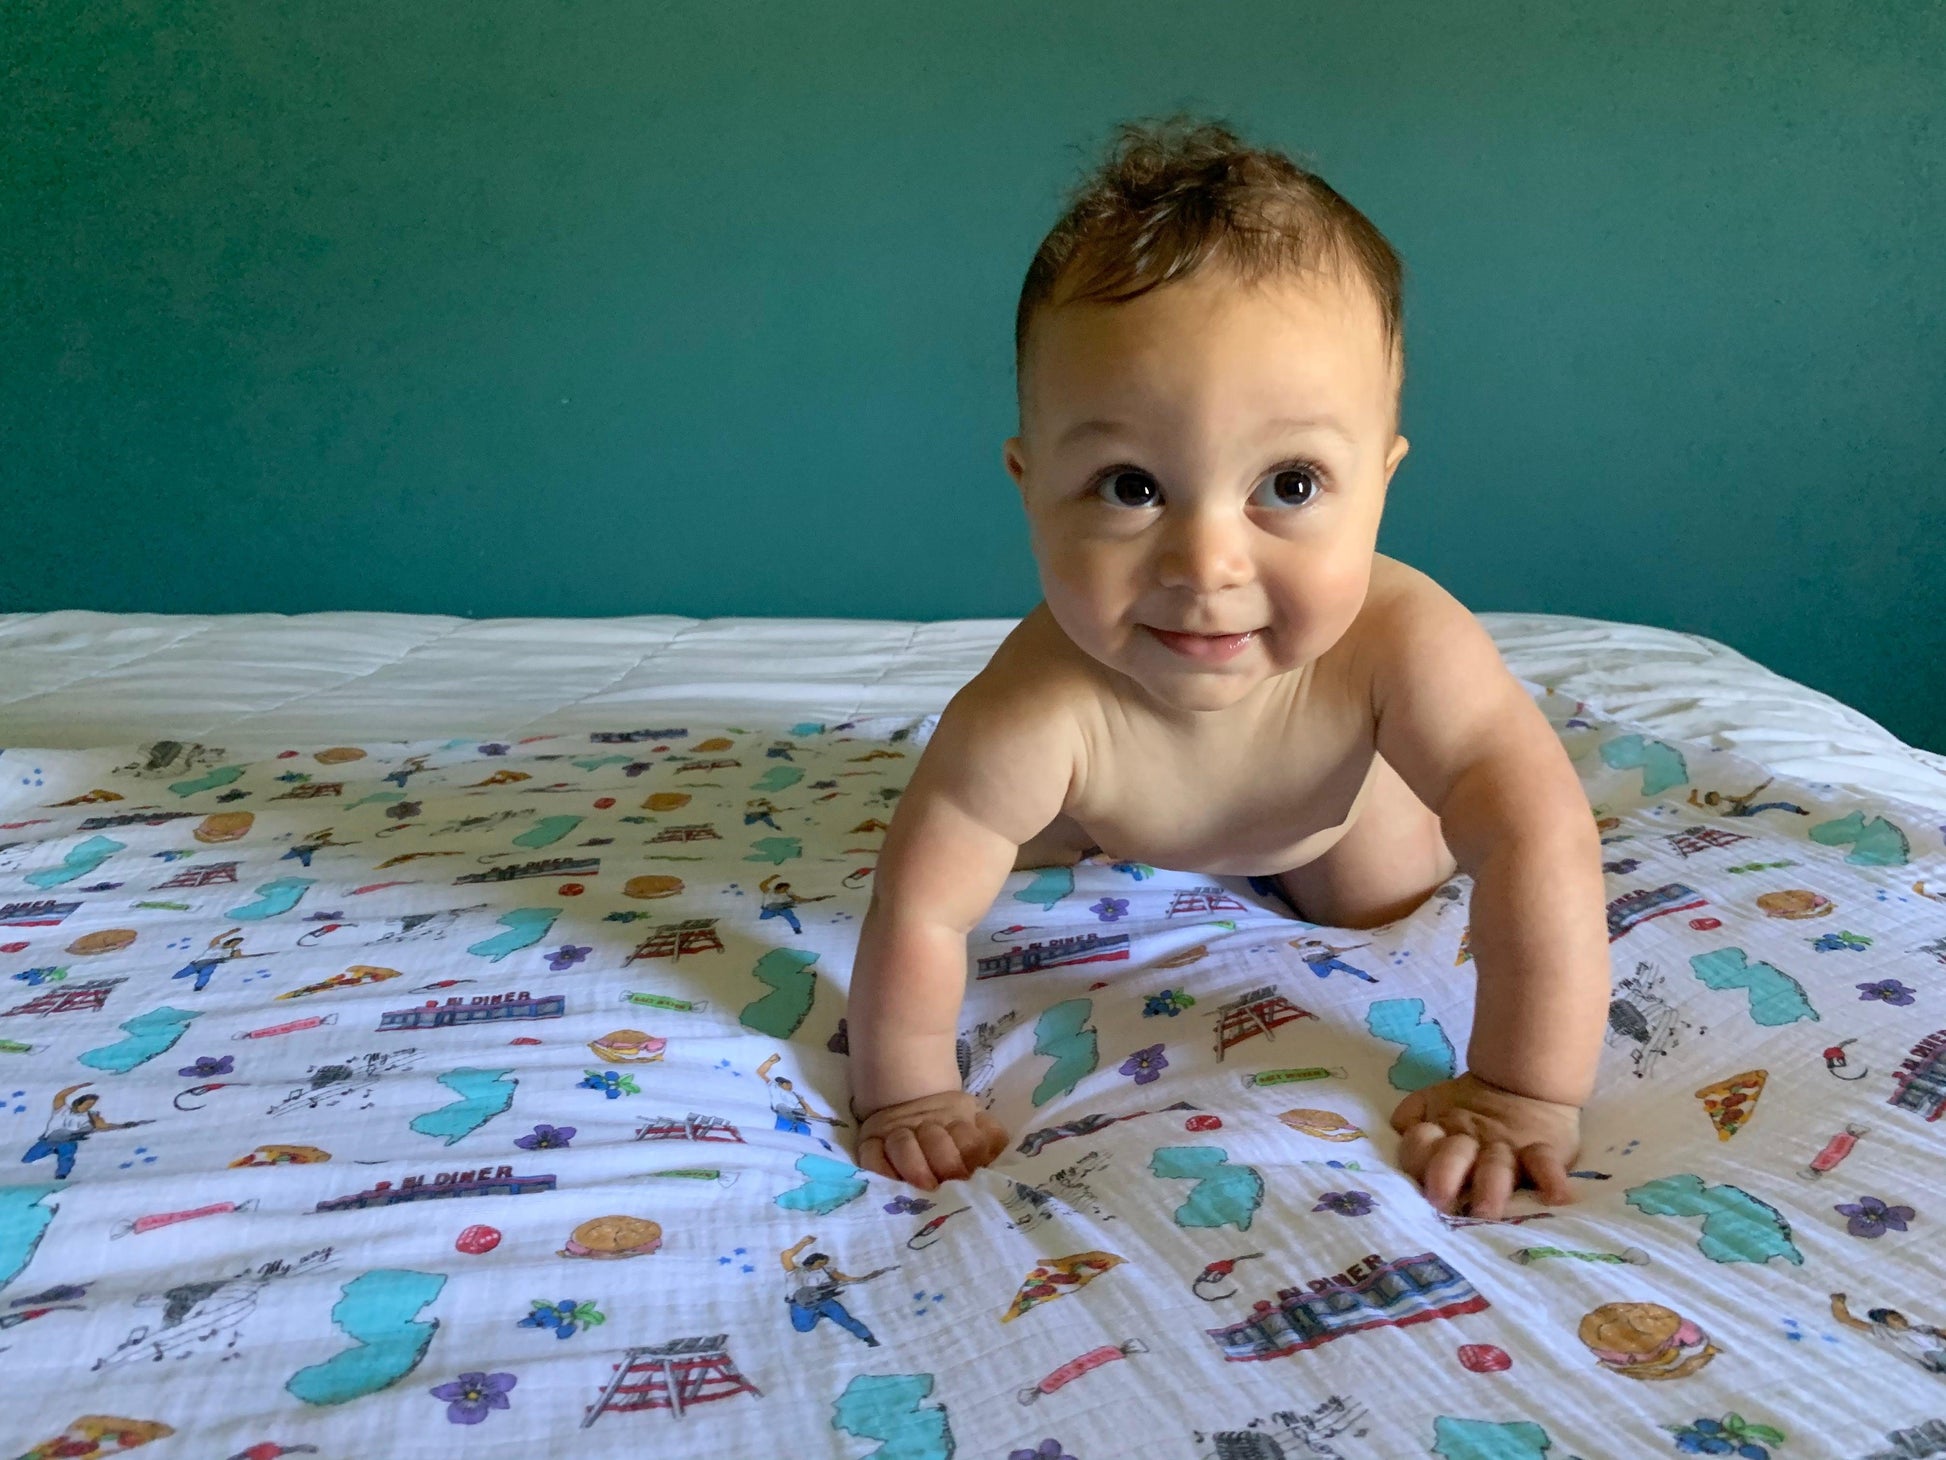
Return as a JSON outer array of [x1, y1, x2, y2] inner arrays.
[[1, 610, 1941, 812], [0, 678, 1943, 1456], [2, 609, 1945, 1458]]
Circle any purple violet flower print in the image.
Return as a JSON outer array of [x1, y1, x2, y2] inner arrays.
[[514, 1123, 576, 1151], [429, 1370, 516, 1424], [178, 1054, 234, 1079], [547, 944, 592, 972], [1834, 1195, 1915, 1238], [1119, 1044, 1169, 1085], [884, 1194, 934, 1215], [1010, 1442, 1078, 1460], [1090, 896, 1130, 923], [1313, 1190, 1376, 1217], [1856, 978, 1915, 1006]]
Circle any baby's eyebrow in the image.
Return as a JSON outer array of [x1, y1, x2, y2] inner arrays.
[[1055, 414, 1353, 448]]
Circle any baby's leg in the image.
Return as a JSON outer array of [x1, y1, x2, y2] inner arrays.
[[1274, 754, 1456, 929]]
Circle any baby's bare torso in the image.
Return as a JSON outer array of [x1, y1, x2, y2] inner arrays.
[[986, 602, 1381, 878]]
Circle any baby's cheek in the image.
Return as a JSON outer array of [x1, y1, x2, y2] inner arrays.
[[1036, 565, 1114, 639], [1283, 556, 1372, 644]]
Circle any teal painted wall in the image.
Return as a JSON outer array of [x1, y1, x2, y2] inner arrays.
[[4, 2, 1941, 750]]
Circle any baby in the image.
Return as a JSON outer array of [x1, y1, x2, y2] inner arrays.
[[846, 117, 1610, 1219]]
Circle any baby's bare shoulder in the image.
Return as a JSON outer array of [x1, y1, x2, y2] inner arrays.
[[954, 605, 1101, 726], [1341, 556, 1498, 679], [1341, 556, 1524, 729], [911, 609, 1090, 833]]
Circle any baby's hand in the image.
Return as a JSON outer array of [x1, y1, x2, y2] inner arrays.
[[1389, 1071, 1580, 1219], [854, 1091, 1008, 1191]]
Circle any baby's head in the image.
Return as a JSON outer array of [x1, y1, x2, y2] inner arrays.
[[1004, 116, 1411, 715]]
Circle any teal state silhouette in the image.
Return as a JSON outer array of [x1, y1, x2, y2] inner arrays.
[[1688, 948, 1817, 1026], [286, 1268, 446, 1406], [1624, 1173, 1803, 1265], [1367, 997, 1457, 1091], [1149, 1145, 1264, 1231], [740, 947, 819, 1037], [832, 1372, 953, 1460], [1599, 735, 1688, 797], [775, 1153, 868, 1215], [1030, 999, 1098, 1105], [78, 1006, 200, 1074], [410, 1068, 517, 1145], [0, 1186, 60, 1290]]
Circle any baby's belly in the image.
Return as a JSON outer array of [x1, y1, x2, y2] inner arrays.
[[1015, 805, 1358, 878]]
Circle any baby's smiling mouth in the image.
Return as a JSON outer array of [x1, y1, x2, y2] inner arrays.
[[1141, 624, 1262, 663]]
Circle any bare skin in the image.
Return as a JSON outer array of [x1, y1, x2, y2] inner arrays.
[[847, 261, 1608, 1217]]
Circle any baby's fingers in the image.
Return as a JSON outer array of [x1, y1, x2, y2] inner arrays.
[[1518, 1143, 1576, 1206], [856, 1134, 894, 1182], [1390, 1089, 1428, 1133], [1421, 1131, 1481, 1214], [947, 1120, 999, 1176], [975, 1111, 1010, 1163], [1398, 1122, 1477, 1212], [1396, 1120, 1443, 1185], [879, 1125, 943, 1190], [1463, 1141, 1518, 1220], [915, 1122, 971, 1183]]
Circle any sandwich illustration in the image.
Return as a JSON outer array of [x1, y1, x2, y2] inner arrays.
[[1577, 1301, 1717, 1379], [559, 1215, 664, 1260], [588, 1029, 668, 1063], [1276, 1108, 1364, 1142]]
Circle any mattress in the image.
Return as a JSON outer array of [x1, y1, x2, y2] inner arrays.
[[1, 613, 1943, 1459], [0, 609, 1941, 811]]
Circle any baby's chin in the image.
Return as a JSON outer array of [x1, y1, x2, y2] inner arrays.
[[1044, 601, 1293, 705], [1099, 632, 1286, 714]]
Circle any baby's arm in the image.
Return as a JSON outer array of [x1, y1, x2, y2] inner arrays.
[[847, 687, 1077, 1190], [1362, 570, 1609, 1213]]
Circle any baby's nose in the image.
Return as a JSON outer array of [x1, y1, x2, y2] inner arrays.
[[1156, 512, 1253, 592]]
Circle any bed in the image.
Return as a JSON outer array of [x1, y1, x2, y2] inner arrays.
[[0, 608, 1941, 1460]]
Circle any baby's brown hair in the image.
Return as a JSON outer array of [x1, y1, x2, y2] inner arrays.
[[1014, 114, 1407, 435]]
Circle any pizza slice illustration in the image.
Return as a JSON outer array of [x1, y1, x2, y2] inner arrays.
[[1694, 1068, 1768, 1140]]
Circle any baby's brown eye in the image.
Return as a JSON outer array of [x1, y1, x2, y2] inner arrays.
[[1096, 470, 1158, 508], [1254, 465, 1322, 508]]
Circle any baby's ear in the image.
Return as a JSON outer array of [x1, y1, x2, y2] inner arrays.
[[1002, 436, 1029, 499], [1384, 433, 1411, 481]]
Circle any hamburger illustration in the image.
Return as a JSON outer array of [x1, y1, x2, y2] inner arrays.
[[1577, 1301, 1717, 1379], [1755, 889, 1833, 920], [623, 874, 684, 900], [560, 1215, 663, 1260], [588, 1029, 668, 1063], [67, 927, 137, 956], [193, 810, 255, 844]]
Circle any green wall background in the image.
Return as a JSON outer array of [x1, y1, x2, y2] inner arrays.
[[4, 2, 1941, 750]]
